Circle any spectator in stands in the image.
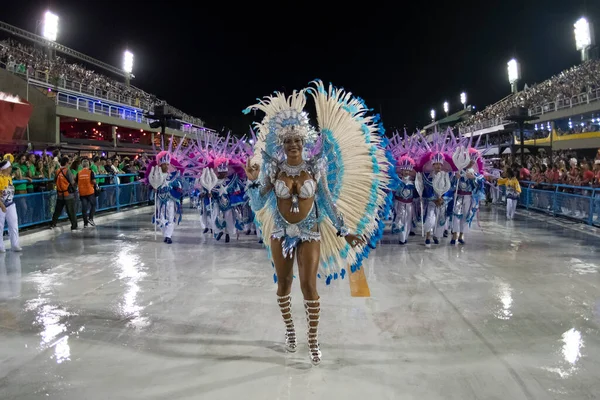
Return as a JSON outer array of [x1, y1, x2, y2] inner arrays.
[[593, 160, 600, 187], [76, 160, 96, 228], [50, 156, 78, 231]]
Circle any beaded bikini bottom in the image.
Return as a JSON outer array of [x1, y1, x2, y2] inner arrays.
[[271, 204, 320, 258]]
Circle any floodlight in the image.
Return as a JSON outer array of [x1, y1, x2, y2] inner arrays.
[[430, 109, 436, 121], [574, 17, 594, 50], [460, 92, 466, 105], [443, 101, 449, 114], [507, 59, 520, 84], [42, 11, 58, 41], [123, 50, 134, 74]]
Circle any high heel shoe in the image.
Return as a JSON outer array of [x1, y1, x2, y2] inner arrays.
[[277, 295, 297, 352], [305, 298, 321, 365]]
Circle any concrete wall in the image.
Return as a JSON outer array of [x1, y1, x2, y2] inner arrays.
[[0, 68, 57, 144]]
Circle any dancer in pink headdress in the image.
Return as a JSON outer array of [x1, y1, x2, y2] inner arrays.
[[416, 130, 454, 248], [197, 134, 247, 242], [387, 132, 421, 244]]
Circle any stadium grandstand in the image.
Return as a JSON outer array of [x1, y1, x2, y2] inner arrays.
[[0, 19, 216, 158], [422, 58, 600, 161]]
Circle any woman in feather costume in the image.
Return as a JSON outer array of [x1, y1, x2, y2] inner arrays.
[[243, 81, 392, 365]]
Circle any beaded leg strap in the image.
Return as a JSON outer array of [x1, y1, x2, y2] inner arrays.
[[277, 294, 297, 352], [304, 298, 321, 365]]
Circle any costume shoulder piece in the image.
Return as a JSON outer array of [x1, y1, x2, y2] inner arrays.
[[308, 80, 394, 277]]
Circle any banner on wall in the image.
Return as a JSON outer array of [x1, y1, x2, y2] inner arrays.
[[0, 92, 33, 142]]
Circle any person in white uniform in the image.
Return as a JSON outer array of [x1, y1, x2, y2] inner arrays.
[[0, 160, 22, 252]]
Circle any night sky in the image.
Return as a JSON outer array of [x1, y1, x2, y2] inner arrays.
[[3, 0, 600, 135]]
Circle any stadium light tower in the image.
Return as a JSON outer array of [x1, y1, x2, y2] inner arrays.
[[460, 92, 467, 109], [443, 101, 449, 116], [42, 11, 58, 41], [574, 17, 595, 62], [507, 58, 521, 94], [430, 109, 436, 122], [123, 50, 134, 86]]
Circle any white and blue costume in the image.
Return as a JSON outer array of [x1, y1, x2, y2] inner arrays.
[[212, 172, 245, 240], [423, 171, 453, 239], [451, 170, 484, 236], [149, 152, 183, 242], [392, 176, 416, 244]]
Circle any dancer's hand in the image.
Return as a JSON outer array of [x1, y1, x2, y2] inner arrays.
[[435, 198, 444, 207], [345, 234, 365, 248], [245, 159, 260, 181]]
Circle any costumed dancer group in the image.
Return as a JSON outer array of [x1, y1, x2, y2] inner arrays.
[[146, 132, 256, 244], [387, 129, 492, 247]]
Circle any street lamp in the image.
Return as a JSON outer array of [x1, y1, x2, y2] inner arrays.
[[443, 101, 449, 116], [42, 11, 58, 41], [460, 92, 467, 109], [430, 109, 436, 121], [507, 58, 521, 94], [123, 50, 134, 86], [574, 17, 595, 62]]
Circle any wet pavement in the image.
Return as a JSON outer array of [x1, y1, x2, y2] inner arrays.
[[0, 205, 599, 399]]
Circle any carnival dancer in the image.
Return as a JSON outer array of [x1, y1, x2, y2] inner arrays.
[[243, 81, 392, 365], [421, 152, 452, 247], [198, 185, 213, 234], [0, 160, 22, 252], [148, 151, 183, 244], [393, 156, 417, 245], [450, 148, 485, 245], [497, 168, 521, 220], [211, 157, 245, 242]]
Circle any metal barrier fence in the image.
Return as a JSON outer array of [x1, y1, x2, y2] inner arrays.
[[10, 174, 149, 229], [516, 181, 600, 227]]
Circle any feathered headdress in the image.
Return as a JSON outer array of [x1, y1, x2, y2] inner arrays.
[[156, 151, 171, 165], [243, 90, 317, 160], [397, 155, 415, 170], [214, 156, 229, 173]]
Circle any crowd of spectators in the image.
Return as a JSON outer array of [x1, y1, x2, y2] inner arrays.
[[1, 150, 148, 194], [457, 59, 600, 130], [494, 149, 600, 188], [0, 38, 203, 126]]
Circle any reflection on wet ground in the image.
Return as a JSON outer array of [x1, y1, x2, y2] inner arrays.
[[0, 206, 599, 399]]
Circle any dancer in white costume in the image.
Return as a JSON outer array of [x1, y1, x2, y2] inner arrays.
[[421, 152, 453, 247], [210, 157, 245, 242], [0, 160, 22, 252], [393, 156, 417, 245], [149, 151, 183, 244], [244, 81, 392, 365], [450, 148, 485, 245]]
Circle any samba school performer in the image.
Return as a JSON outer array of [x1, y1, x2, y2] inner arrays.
[[417, 131, 454, 248], [450, 147, 485, 245], [243, 81, 393, 365], [146, 134, 202, 243], [198, 135, 247, 243], [388, 131, 423, 244], [148, 151, 184, 244]]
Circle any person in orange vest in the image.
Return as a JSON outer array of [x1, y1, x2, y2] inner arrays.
[[76, 159, 97, 227], [50, 156, 78, 230]]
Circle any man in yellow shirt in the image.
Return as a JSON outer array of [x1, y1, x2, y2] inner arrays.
[[497, 169, 522, 220]]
